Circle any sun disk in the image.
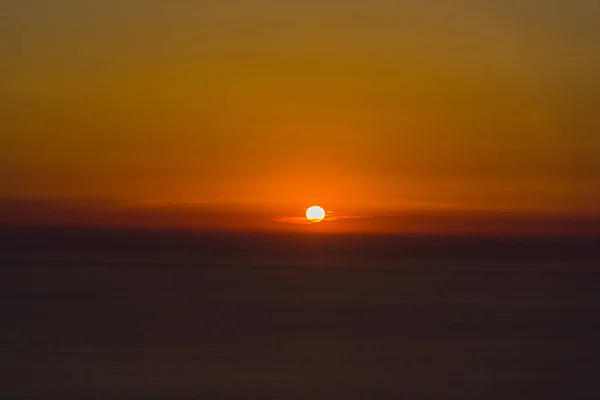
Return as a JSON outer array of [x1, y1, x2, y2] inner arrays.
[[305, 205, 326, 222]]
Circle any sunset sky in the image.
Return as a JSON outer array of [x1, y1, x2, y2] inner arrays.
[[1, 1, 599, 233]]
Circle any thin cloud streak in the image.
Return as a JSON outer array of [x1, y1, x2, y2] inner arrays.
[[272, 217, 313, 225], [273, 213, 373, 224]]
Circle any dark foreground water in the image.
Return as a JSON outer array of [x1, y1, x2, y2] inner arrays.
[[1, 230, 599, 399]]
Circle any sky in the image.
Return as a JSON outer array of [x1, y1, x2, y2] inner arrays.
[[1, 0, 599, 233]]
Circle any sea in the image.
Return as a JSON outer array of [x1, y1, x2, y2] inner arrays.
[[1, 228, 599, 399]]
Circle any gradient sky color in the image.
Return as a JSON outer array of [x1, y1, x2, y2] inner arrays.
[[1, 1, 599, 233]]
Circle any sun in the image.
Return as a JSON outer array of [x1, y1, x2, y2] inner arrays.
[[305, 205, 326, 222]]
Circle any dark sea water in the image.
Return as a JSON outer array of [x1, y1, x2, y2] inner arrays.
[[1, 229, 600, 399]]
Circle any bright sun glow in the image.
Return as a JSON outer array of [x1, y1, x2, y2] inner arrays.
[[305, 205, 326, 222]]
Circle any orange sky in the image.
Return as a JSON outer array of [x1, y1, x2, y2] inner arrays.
[[1, 1, 599, 234]]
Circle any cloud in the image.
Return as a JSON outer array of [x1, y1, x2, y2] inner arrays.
[[272, 212, 373, 224], [272, 216, 313, 225], [322, 210, 373, 221]]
